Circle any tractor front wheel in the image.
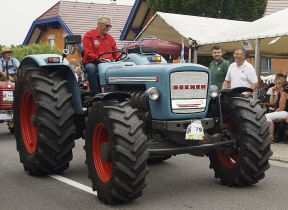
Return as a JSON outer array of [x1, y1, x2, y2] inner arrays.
[[85, 100, 148, 204], [208, 97, 272, 186]]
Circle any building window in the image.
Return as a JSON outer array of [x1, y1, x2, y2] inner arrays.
[[260, 57, 272, 74], [47, 34, 55, 47], [48, 39, 55, 47]]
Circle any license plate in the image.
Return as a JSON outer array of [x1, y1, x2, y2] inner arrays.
[[185, 120, 204, 140], [3, 91, 13, 102]]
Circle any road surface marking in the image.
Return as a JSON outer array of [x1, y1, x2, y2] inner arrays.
[[50, 175, 97, 195]]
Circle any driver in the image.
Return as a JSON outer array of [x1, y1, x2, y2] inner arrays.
[[82, 15, 119, 94]]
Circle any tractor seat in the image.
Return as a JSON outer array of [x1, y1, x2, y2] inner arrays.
[[127, 46, 157, 54]]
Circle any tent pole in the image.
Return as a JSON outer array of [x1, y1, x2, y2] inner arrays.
[[254, 38, 261, 99], [255, 38, 261, 78], [193, 49, 198, 64], [188, 48, 192, 63]]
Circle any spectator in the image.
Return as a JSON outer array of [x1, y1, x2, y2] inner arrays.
[[0, 47, 20, 81], [266, 73, 286, 103], [69, 59, 83, 82], [265, 77, 288, 137], [82, 15, 119, 94], [257, 79, 269, 103], [208, 46, 229, 90], [222, 48, 258, 91]]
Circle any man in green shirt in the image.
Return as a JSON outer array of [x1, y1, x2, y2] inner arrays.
[[208, 46, 229, 89]]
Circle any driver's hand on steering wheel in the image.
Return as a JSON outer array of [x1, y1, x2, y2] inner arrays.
[[99, 57, 111, 63]]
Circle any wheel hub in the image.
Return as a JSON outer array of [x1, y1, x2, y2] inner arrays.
[[30, 114, 37, 127], [100, 142, 112, 162], [216, 113, 240, 168]]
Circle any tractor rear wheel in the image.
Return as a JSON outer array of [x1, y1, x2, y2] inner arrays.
[[14, 65, 75, 175], [85, 100, 148, 204], [208, 97, 272, 186]]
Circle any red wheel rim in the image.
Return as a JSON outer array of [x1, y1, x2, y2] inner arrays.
[[20, 90, 37, 153], [92, 123, 112, 183], [216, 150, 240, 168], [216, 113, 240, 168]]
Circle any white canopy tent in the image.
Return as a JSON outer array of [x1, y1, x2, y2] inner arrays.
[[202, 8, 288, 57], [136, 9, 288, 57], [135, 12, 249, 55]]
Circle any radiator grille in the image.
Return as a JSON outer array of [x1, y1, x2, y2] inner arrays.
[[170, 71, 208, 113]]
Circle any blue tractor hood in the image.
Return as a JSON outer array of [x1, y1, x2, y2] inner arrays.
[[98, 61, 211, 120]]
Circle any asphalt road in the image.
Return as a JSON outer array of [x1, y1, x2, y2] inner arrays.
[[1, 123, 288, 210]]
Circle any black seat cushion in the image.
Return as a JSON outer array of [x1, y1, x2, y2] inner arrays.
[[127, 46, 157, 54]]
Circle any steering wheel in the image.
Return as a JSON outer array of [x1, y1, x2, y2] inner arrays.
[[98, 50, 128, 63]]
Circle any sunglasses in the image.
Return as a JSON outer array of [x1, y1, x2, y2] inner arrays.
[[101, 23, 112, 29]]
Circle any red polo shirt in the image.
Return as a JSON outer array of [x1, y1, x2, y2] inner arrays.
[[82, 28, 119, 64]]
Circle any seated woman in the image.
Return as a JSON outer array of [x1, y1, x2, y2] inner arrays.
[[265, 77, 288, 138]]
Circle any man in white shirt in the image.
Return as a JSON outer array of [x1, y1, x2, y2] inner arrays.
[[222, 48, 258, 91]]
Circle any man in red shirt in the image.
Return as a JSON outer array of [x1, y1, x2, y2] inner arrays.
[[82, 16, 119, 94]]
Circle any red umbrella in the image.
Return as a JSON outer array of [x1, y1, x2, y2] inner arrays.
[[125, 39, 189, 58]]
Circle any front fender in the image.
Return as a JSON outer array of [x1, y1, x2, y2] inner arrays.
[[90, 92, 130, 104], [220, 87, 253, 96], [207, 87, 253, 118]]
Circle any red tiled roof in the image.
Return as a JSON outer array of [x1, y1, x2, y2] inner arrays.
[[37, 2, 61, 20], [265, 0, 288, 15], [37, 1, 132, 48]]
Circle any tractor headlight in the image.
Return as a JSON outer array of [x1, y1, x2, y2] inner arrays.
[[210, 85, 219, 98], [146, 87, 160, 101]]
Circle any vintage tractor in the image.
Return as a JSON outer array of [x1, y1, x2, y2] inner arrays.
[[13, 36, 272, 204], [0, 81, 14, 134]]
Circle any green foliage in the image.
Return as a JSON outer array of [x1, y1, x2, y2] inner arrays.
[[3, 44, 61, 62], [147, 0, 268, 21]]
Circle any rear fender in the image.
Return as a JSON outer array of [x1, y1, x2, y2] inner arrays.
[[20, 55, 82, 114]]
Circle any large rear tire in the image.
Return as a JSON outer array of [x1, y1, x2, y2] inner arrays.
[[14, 65, 75, 175], [208, 97, 272, 186], [85, 100, 148, 204]]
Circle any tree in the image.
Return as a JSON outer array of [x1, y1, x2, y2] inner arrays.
[[4, 44, 61, 62], [147, 0, 268, 21]]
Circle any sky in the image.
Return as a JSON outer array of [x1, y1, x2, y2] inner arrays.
[[1, 0, 135, 46]]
